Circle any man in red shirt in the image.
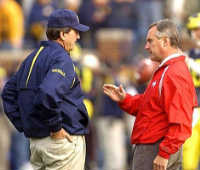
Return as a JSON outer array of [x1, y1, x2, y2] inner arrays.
[[103, 19, 198, 170]]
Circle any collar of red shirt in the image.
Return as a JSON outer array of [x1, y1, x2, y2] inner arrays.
[[159, 53, 185, 68]]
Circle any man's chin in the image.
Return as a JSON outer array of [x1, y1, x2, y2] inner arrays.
[[149, 55, 154, 60]]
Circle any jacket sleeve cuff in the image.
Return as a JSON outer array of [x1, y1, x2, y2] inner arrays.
[[118, 93, 130, 106], [158, 150, 170, 159], [49, 123, 62, 133], [45, 116, 62, 132]]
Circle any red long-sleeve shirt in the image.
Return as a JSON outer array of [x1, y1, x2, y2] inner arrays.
[[118, 54, 197, 159]]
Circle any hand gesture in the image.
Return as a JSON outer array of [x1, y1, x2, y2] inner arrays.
[[103, 84, 126, 102], [153, 155, 168, 170]]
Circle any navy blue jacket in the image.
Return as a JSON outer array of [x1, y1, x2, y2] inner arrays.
[[2, 41, 89, 138]]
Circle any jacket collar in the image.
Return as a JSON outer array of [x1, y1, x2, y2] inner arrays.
[[159, 53, 185, 68], [40, 40, 70, 55]]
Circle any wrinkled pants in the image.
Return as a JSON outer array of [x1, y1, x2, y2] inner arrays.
[[132, 139, 182, 170]]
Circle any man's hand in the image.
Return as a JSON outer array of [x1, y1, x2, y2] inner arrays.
[[153, 155, 168, 170], [103, 84, 126, 102], [50, 128, 73, 142]]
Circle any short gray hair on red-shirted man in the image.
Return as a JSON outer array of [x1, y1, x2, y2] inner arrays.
[[148, 19, 181, 49]]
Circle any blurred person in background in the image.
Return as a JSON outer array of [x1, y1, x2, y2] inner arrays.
[[185, 13, 200, 110], [21, 0, 34, 19], [106, 0, 137, 32], [62, 0, 82, 12], [78, 0, 111, 48], [0, 0, 24, 49], [134, 58, 159, 93], [103, 19, 197, 170], [96, 66, 128, 170], [164, 0, 200, 28], [117, 64, 139, 170], [182, 13, 200, 170], [9, 127, 32, 170], [25, 0, 57, 48], [70, 44, 99, 170], [105, 0, 138, 58], [2, 9, 90, 170], [0, 67, 12, 170], [135, 0, 164, 42]]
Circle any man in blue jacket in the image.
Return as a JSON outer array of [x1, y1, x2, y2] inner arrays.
[[2, 9, 90, 170]]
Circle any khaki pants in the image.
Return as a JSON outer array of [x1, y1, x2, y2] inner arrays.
[[30, 135, 86, 170]]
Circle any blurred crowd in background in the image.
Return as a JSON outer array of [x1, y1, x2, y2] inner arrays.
[[0, 0, 200, 170]]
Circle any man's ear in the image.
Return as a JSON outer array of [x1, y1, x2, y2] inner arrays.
[[161, 40, 165, 47], [60, 32, 66, 41], [162, 37, 169, 47]]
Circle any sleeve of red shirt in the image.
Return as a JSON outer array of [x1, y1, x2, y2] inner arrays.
[[118, 93, 144, 116], [158, 70, 198, 159]]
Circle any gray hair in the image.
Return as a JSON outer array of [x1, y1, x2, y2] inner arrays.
[[149, 19, 181, 48]]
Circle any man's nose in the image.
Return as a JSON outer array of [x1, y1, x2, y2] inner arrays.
[[144, 43, 149, 50]]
